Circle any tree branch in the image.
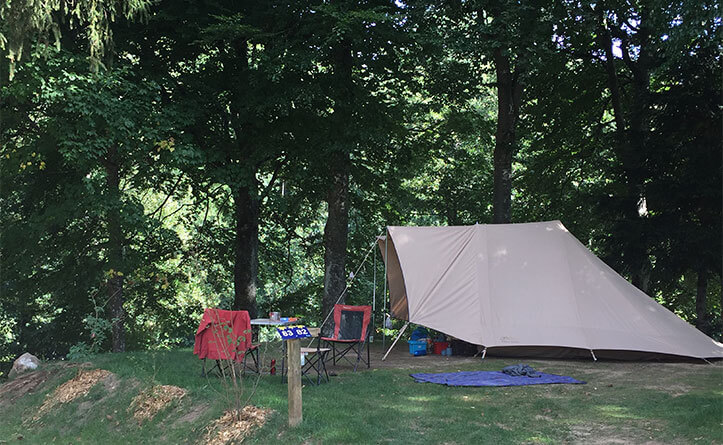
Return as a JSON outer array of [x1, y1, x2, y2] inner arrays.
[[259, 155, 287, 203], [147, 174, 184, 218]]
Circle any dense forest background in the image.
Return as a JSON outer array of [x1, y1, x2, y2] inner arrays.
[[1, 0, 720, 372]]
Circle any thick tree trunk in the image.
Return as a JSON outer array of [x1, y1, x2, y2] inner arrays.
[[105, 145, 125, 352], [233, 185, 259, 318], [322, 38, 352, 335], [226, 37, 260, 318], [599, 20, 651, 293], [695, 269, 708, 330], [492, 47, 521, 224], [322, 153, 350, 336]]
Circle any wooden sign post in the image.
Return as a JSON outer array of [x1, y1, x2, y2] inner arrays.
[[276, 325, 311, 427], [287, 337, 302, 427]]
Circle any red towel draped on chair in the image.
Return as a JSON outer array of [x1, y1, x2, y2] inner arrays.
[[193, 308, 252, 362]]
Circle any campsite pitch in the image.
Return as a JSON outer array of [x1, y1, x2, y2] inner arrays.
[[0, 344, 720, 444]]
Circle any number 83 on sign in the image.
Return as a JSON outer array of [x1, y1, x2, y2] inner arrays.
[[276, 325, 311, 340]]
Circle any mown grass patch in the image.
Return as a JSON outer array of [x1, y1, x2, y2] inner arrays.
[[0, 348, 720, 444]]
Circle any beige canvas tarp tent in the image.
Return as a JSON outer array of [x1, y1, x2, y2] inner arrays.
[[379, 221, 723, 360]]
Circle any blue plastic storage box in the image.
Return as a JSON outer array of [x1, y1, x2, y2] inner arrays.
[[408, 340, 427, 356]]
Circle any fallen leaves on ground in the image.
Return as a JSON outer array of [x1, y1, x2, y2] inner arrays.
[[203, 406, 272, 445], [130, 385, 188, 423], [34, 369, 111, 419]]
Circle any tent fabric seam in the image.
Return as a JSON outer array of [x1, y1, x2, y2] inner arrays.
[[559, 226, 593, 352]]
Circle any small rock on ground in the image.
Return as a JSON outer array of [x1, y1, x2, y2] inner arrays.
[[9, 353, 41, 379]]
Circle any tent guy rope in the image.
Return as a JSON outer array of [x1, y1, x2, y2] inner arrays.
[[307, 231, 384, 347]]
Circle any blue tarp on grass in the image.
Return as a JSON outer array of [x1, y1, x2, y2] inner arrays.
[[410, 371, 586, 387]]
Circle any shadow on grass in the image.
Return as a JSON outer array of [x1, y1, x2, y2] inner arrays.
[[0, 348, 720, 444]]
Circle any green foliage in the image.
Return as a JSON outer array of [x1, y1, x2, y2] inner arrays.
[[1, 50, 185, 358], [1, 0, 720, 364], [0, 0, 149, 77], [67, 294, 114, 361]]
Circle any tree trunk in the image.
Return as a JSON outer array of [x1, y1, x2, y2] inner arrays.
[[105, 145, 125, 352], [322, 152, 349, 335], [599, 19, 651, 293], [321, 37, 353, 335], [227, 37, 260, 318], [233, 184, 259, 318], [0, 49, 10, 133], [492, 47, 521, 224], [695, 268, 708, 330]]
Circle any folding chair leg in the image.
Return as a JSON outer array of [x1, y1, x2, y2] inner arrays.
[[202, 359, 223, 377], [317, 351, 330, 385], [301, 350, 330, 386], [251, 348, 260, 373], [354, 343, 362, 372], [242, 348, 260, 374], [367, 339, 370, 368], [320, 351, 330, 383]]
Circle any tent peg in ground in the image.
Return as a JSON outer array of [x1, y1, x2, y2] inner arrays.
[[590, 349, 597, 361]]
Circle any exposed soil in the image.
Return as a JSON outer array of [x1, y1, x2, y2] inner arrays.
[[332, 342, 722, 392], [0, 362, 87, 408], [566, 423, 666, 445], [0, 370, 53, 406], [1, 343, 718, 444], [130, 385, 188, 424], [175, 403, 210, 425], [202, 406, 273, 445]]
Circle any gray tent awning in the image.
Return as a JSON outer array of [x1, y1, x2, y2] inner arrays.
[[379, 221, 723, 359]]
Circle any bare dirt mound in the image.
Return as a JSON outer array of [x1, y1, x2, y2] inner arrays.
[[0, 363, 89, 409], [203, 406, 273, 445], [34, 368, 112, 420], [0, 370, 53, 405], [130, 384, 188, 424], [174, 403, 210, 425]]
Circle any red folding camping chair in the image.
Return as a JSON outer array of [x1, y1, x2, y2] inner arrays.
[[193, 308, 259, 376], [321, 304, 372, 372]]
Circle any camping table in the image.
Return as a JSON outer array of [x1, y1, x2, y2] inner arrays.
[[250, 318, 296, 380], [250, 318, 296, 345], [250, 318, 296, 327]]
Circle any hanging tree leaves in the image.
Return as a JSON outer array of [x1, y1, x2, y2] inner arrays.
[[0, 0, 148, 78]]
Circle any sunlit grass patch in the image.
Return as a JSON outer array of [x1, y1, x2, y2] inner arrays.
[[596, 404, 644, 420], [0, 350, 720, 444]]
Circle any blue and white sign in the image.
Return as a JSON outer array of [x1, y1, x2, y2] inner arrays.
[[276, 325, 312, 340]]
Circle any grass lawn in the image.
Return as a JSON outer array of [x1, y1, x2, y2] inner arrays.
[[0, 343, 721, 444]]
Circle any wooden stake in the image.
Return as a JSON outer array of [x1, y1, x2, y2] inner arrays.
[[287, 338, 302, 426]]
